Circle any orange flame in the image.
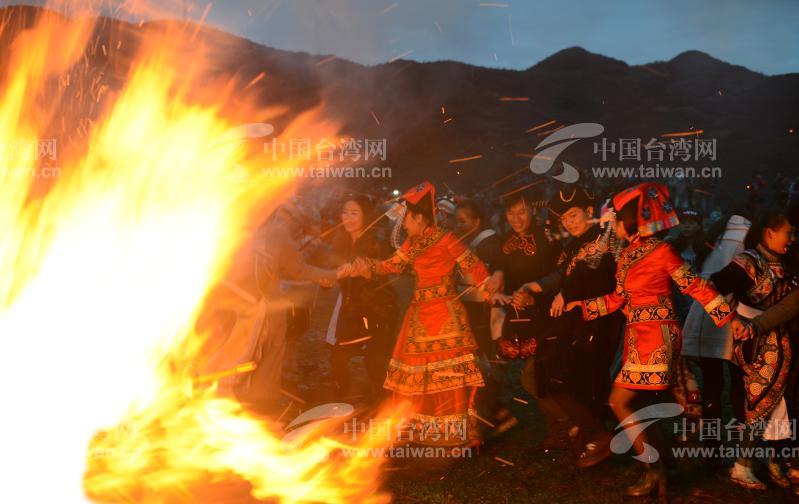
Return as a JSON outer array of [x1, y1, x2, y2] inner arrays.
[[0, 6, 402, 503]]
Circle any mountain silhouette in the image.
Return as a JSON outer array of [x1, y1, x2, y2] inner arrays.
[[2, 5, 796, 203]]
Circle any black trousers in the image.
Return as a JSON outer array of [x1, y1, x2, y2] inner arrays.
[[699, 357, 744, 425], [330, 315, 396, 399]]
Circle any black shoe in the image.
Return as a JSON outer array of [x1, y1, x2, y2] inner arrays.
[[575, 432, 612, 468], [626, 463, 667, 503]]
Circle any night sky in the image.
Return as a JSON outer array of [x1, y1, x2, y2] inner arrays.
[[14, 0, 799, 74]]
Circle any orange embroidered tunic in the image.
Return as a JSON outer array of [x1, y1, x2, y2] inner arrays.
[[579, 236, 734, 390], [367, 226, 489, 445]]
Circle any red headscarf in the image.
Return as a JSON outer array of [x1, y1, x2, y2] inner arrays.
[[612, 182, 679, 237]]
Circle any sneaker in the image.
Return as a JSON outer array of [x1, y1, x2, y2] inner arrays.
[[729, 462, 767, 490]]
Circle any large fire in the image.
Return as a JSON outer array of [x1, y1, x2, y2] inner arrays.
[[0, 6, 400, 503]]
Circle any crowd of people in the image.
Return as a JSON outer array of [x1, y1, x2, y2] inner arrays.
[[218, 176, 799, 500]]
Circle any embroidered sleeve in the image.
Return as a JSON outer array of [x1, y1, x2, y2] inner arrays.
[[663, 244, 734, 326], [455, 248, 489, 284], [580, 290, 626, 321], [366, 241, 410, 275], [448, 234, 489, 283]]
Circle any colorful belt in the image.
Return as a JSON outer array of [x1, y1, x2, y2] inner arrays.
[[413, 277, 457, 302]]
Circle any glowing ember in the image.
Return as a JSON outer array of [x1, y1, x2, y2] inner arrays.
[[535, 124, 565, 136], [315, 55, 337, 67], [448, 154, 483, 164], [389, 49, 414, 63], [661, 129, 704, 137], [525, 119, 556, 133], [244, 71, 267, 89], [0, 6, 403, 503]]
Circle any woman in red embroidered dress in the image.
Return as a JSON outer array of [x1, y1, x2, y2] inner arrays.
[[346, 182, 491, 448], [565, 183, 734, 499]]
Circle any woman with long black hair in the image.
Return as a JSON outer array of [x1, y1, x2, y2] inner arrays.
[[325, 194, 399, 402]]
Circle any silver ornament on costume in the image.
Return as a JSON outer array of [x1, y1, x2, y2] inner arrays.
[[386, 201, 407, 249]]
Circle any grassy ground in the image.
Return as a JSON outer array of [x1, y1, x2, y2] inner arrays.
[[289, 283, 793, 503], [381, 412, 791, 504]]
